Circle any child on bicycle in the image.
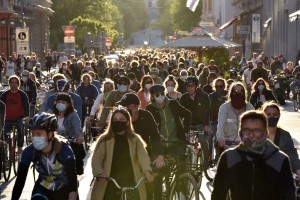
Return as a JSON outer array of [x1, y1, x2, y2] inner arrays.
[[11, 112, 78, 200]]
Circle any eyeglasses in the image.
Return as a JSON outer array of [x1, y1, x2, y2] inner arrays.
[[154, 92, 164, 97], [215, 85, 224, 89], [241, 128, 265, 135]]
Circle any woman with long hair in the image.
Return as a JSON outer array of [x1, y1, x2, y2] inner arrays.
[[163, 75, 182, 100], [91, 107, 154, 200], [137, 75, 153, 109], [249, 78, 277, 109]]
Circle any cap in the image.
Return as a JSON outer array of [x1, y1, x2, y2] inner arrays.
[[117, 76, 130, 85], [116, 93, 140, 106], [22, 70, 30, 76], [150, 84, 165, 95], [150, 68, 159, 74]]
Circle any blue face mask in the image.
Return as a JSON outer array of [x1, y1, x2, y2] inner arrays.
[[32, 136, 48, 150], [56, 103, 67, 112], [118, 84, 127, 93], [258, 85, 265, 90]]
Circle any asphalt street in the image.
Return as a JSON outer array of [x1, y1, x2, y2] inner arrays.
[[1, 100, 300, 200]]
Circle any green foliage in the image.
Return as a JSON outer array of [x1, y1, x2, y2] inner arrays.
[[151, 0, 174, 36], [202, 48, 230, 76]]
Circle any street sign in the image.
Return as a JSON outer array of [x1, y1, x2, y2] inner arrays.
[[16, 27, 29, 42], [106, 37, 112, 48], [63, 26, 75, 37], [64, 36, 75, 43], [237, 25, 250, 34], [16, 43, 30, 55]]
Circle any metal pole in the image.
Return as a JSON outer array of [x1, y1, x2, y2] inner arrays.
[[21, 0, 25, 28]]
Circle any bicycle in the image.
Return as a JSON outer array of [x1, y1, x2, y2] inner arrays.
[[293, 86, 300, 111], [0, 140, 11, 181], [94, 176, 145, 200]]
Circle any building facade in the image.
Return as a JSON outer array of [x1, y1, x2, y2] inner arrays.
[[0, 0, 53, 60]]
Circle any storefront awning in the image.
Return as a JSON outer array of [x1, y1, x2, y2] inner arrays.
[[219, 16, 239, 30], [289, 10, 300, 22], [263, 17, 272, 28]]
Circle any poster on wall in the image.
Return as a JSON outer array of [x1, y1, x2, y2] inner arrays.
[[252, 14, 260, 43]]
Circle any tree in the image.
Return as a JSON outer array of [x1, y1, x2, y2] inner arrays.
[[151, 0, 174, 36]]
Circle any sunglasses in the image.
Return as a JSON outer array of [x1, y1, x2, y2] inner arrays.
[[118, 82, 128, 86], [215, 85, 224, 88], [154, 92, 165, 97]]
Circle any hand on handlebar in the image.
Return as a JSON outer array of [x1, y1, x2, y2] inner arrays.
[[145, 171, 154, 183], [76, 134, 84, 144], [96, 173, 107, 182]]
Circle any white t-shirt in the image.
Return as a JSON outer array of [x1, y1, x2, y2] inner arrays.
[[57, 116, 65, 135], [243, 68, 252, 85], [5, 61, 15, 77]]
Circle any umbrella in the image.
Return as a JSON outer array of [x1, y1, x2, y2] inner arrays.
[[163, 28, 241, 48]]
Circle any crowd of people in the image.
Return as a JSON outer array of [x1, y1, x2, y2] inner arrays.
[[0, 48, 300, 199]]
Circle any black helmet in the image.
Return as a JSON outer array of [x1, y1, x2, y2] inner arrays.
[[29, 112, 57, 132], [185, 76, 198, 86]]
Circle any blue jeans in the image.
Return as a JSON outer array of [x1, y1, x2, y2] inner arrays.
[[290, 79, 300, 99], [3, 118, 24, 148]]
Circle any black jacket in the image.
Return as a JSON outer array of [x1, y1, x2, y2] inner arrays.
[[209, 90, 228, 122], [132, 109, 163, 157], [180, 88, 211, 126], [212, 140, 296, 200], [20, 78, 37, 104], [249, 89, 277, 109], [146, 99, 191, 142]]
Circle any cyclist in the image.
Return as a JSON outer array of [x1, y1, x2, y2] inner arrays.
[[179, 76, 211, 169], [290, 61, 300, 100], [217, 82, 254, 152], [0, 75, 29, 153], [45, 80, 82, 123], [212, 110, 295, 200], [52, 93, 85, 175], [11, 112, 78, 200], [0, 100, 4, 132], [20, 70, 37, 117], [91, 108, 153, 200]]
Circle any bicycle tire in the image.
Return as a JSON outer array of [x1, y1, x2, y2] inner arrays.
[[204, 141, 218, 182], [294, 99, 298, 111], [1, 142, 12, 181], [13, 133, 20, 176], [83, 117, 91, 151], [24, 124, 32, 146], [187, 147, 203, 189], [169, 172, 199, 200]]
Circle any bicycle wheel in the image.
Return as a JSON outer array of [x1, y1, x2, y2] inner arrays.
[[1, 142, 12, 181], [204, 141, 218, 182], [24, 124, 32, 146], [169, 172, 199, 200], [13, 132, 20, 176], [187, 147, 203, 189], [83, 117, 91, 151]]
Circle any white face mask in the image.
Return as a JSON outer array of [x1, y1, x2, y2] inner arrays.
[[145, 84, 153, 90], [181, 76, 187, 80], [151, 74, 157, 79], [32, 136, 48, 150], [155, 95, 165, 104], [22, 77, 28, 82], [167, 86, 175, 93], [130, 80, 134, 85]]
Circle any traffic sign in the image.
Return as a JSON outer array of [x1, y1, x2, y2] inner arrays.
[[63, 26, 75, 37], [16, 43, 30, 55], [106, 37, 112, 48], [16, 27, 29, 42], [64, 36, 75, 43]]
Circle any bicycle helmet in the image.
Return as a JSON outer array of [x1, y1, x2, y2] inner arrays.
[[185, 76, 199, 86], [29, 112, 57, 132]]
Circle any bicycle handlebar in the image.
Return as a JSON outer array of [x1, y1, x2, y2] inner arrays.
[[96, 176, 145, 190]]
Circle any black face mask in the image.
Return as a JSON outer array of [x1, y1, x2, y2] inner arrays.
[[111, 121, 127, 133], [268, 117, 279, 127]]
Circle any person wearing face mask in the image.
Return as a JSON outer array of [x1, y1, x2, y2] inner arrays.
[[149, 67, 162, 85], [176, 69, 188, 94], [91, 108, 154, 200], [128, 72, 141, 92], [20, 70, 37, 118], [212, 110, 296, 200], [217, 82, 254, 151], [98, 76, 135, 130], [137, 75, 153, 109], [112, 68, 126, 89], [12, 112, 78, 200], [202, 72, 217, 94], [249, 78, 277, 109], [53, 93, 85, 175], [243, 61, 254, 98], [262, 102, 300, 180], [163, 75, 182, 100], [58, 62, 72, 79], [127, 60, 144, 82], [146, 85, 191, 199]]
